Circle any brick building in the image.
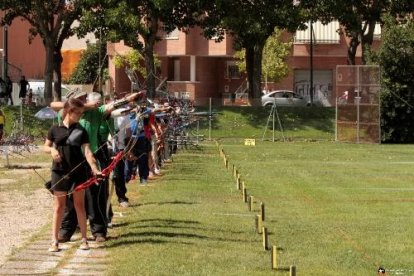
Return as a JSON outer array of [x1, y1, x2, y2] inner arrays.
[[1, 17, 380, 106]]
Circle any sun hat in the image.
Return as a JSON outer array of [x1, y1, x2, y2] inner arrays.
[[66, 89, 87, 99], [87, 92, 102, 103]]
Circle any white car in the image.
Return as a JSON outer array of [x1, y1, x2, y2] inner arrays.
[[261, 90, 308, 107]]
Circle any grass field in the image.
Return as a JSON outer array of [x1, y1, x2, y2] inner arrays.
[[107, 140, 414, 275], [2, 105, 411, 274]]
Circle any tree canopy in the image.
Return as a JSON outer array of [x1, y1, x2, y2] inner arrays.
[[80, 0, 203, 98], [0, 0, 96, 101], [235, 28, 292, 90], [304, 0, 414, 65], [201, 0, 305, 101], [376, 17, 414, 142]]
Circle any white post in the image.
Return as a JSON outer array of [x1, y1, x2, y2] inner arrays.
[[20, 101, 23, 131], [356, 96, 361, 144], [209, 97, 212, 141], [272, 103, 275, 142], [335, 97, 338, 141], [5, 145, 9, 167]]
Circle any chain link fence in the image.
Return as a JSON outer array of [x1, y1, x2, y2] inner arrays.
[[335, 65, 381, 143]]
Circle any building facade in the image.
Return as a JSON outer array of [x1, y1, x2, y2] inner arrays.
[[108, 22, 380, 105], [1, 16, 380, 106]]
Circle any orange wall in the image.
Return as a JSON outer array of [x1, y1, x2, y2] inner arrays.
[[0, 19, 45, 79]]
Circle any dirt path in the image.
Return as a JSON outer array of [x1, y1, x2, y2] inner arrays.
[[0, 165, 110, 275], [0, 164, 52, 266]]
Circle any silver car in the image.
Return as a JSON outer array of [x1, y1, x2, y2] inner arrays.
[[261, 90, 308, 107]]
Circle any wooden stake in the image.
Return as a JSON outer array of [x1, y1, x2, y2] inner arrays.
[[249, 196, 254, 211], [236, 177, 241, 190], [256, 214, 263, 234], [290, 265, 296, 276], [243, 187, 247, 203], [260, 202, 265, 221], [262, 227, 269, 250], [271, 245, 278, 270]]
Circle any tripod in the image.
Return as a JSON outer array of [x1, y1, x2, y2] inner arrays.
[[262, 101, 285, 142]]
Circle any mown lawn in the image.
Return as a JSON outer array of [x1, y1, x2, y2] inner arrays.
[[107, 141, 414, 275]]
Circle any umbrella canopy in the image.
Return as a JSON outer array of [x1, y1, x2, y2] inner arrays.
[[34, 107, 57, 120]]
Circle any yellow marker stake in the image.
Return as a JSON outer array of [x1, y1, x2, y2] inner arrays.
[[290, 265, 296, 276], [260, 202, 265, 221], [249, 196, 254, 211], [262, 227, 269, 250], [256, 215, 263, 234], [271, 245, 278, 270]]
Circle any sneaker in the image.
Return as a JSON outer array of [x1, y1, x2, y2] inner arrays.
[[48, 241, 59, 252], [154, 168, 161, 175], [120, 201, 129, 208], [140, 179, 148, 185], [79, 239, 90, 250], [108, 222, 113, 228], [95, 236, 106, 242]]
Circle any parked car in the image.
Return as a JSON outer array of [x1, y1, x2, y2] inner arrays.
[[261, 90, 308, 107]]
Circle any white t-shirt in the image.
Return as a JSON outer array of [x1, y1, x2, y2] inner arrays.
[[115, 115, 130, 150]]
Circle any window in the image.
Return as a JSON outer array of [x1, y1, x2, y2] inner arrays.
[[295, 20, 340, 44], [226, 61, 240, 79], [163, 27, 179, 40]]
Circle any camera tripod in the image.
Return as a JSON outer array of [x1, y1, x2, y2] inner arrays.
[[261, 101, 285, 142]]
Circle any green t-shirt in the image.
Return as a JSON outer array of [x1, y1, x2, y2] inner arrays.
[[79, 105, 106, 152], [98, 117, 114, 145]]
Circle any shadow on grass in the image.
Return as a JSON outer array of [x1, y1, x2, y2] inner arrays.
[[105, 238, 194, 248], [4, 165, 43, 170], [108, 230, 254, 248], [130, 224, 204, 231], [134, 200, 199, 207], [112, 222, 130, 228], [137, 218, 201, 224]]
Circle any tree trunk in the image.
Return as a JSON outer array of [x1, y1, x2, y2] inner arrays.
[[361, 21, 376, 64], [144, 40, 156, 99], [347, 36, 359, 65], [245, 43, 265, 105], [44, 43, 54, 104], [53, 48, 63, 101], [252, 44, 264, 99], [143, 13, 159, 99], [245, 47, 254, 99]]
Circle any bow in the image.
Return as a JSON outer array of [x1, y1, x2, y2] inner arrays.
[[74, 151, 124, 192]]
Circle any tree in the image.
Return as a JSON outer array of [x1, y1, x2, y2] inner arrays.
[[0, 0, 95, 101], [309, 0, 414, 65], [234, 28, 292, 91], [113, 50, 160, 78], [376, 17, 414, 142], [201, 0, 304, 102], [69, 41, 107, 85], [81, 0, 202, 98]]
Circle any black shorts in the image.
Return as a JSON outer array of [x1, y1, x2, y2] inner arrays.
[[51, 170, 88, 192]]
